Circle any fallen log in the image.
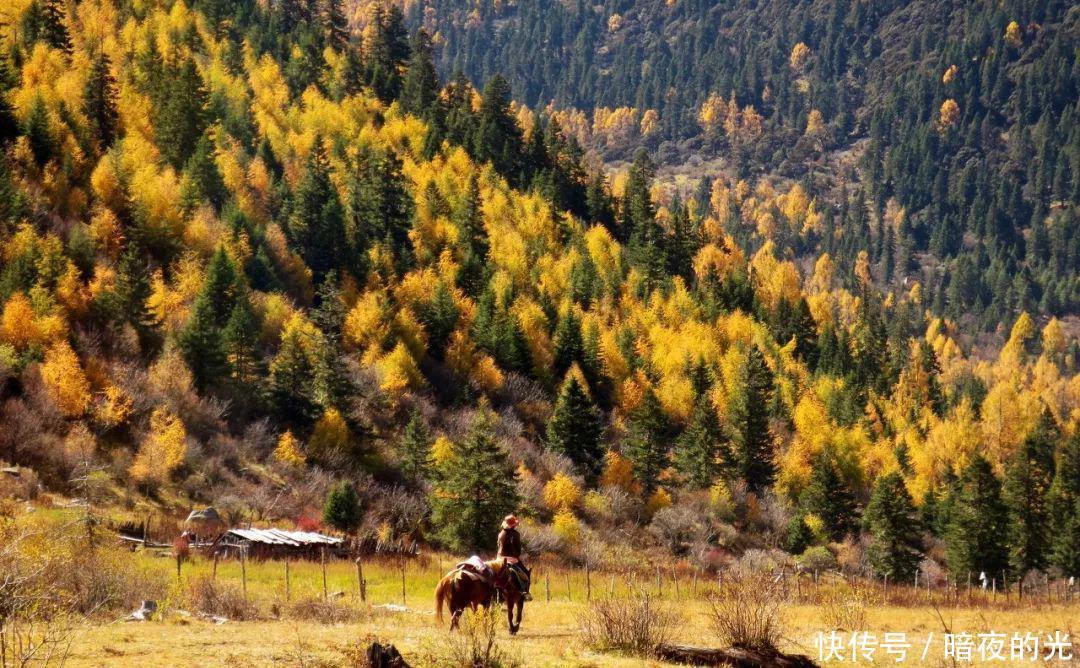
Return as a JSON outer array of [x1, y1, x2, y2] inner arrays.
[[365, 642, 411, 668], [656, 644, 817, 667]]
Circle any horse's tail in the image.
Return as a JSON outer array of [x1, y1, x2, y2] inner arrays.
[[435, 574, 451, 622]]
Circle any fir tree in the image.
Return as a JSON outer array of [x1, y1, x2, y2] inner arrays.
[[401, 29, 440, 117], [623, 387, 670, 492], [223, 299, 258, 385], [1050, 432, 1080, 573], [552, 308, 583, 377], [799, 453, 858, 541], [398, 409, 432, 484], [289, 137, 347, 283], [323, 481, 362, 533], [545, 370, 604, 482], [783, 513, 813, 555], [40, 0, 71, 55], [24, 96, 54, 166], [674, 393, 726, 489], [431, 409, 519, 552], [454, 173, 489, 297], [324, 0, 349, 52], [269, 326, 320, 430], [864, 472, 924, 580], [83, 52, 120, 151], [473, 74, 523, 181], [945, 455, 1008, 578], [113, 246, 156, 334], [178, 293, 228, 391], [730, 345, 776, 492], [180, 133, 228, 213], [419, 281, 459, 359], [1002, 431, 1054, 578], [151, 57, 207, 170]]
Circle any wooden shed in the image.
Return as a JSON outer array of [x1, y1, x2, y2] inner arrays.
[[210, 528, 344, 560]]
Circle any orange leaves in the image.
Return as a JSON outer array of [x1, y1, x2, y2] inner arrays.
[[543, 472, 583, 512], [938, 99, 960, 132], [273, 430, 306, 468], [1, 292, 67, 351], [789, 42, 811, 71], [40, 340, 91, 417]]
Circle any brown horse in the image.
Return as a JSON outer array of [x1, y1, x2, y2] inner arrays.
[[434, 559, 528, 634]]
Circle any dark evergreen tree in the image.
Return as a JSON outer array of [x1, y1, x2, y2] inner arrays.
[[545, 370, 604, 482], [24, 96, 54, 166], [180, 134, 228, 213], [1050, 432, 1080, 573], [401, 30, 440, 117], [289, 137, 347, 283], [552, 308, 583, 377], [178, 293, 228, 391], [453, 173, 489, 297], [1004, 432, 1055, 576], [674, 392, 727, 489], [223, 299, 259, 385], [419, 281, 459, 359], [731, 345, 776, 492], [40, 0, 71, 55], [799, 453, 858, 541], [864, 472, 924, 580], [150, 57, 207, 170], [324, 0, 349, 52], [945, 455, 1008, 578], [82, 52, 120, 151], [473, 74, 523, 181], [269, 325, 320, 431], [783, 513, 813, 555], [323, 481, 362, 533], [398, 409, 432, 484], [431, 409, 519, 552], [623, 387, 670, 492]]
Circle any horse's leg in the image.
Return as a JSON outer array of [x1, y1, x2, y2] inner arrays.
[[450, 606, 462, 631], [515, 597, 524, 632], [505, 593, 514, 634]]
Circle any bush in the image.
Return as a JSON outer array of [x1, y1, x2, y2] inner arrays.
[[819, 582, 870, 632], [796, 545, 836, 573], [707, 570, 785, 651], [288, 597, 365, 624], [427, 606, 519, 668], [578, 590, 680, 657], [188, 576, 258, 620]]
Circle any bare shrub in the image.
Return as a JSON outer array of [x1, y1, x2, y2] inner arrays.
[[578, 589, 681, 658], [708, 570, 785, 651], [427, 606, 519, 668], [648, 505, 706, 555], [287, 597, 365, 624], [819, 581, 870, 631], [188, 576, 258, 620]]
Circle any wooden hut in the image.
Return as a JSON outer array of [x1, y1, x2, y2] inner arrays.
[[184, 507, 226, 545], [210, 528, 344, 560]]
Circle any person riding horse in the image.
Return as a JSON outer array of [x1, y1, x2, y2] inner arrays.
[[497, 515, 532, 600]]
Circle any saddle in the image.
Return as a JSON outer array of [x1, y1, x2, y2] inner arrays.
[[453, 556, 494, 585]]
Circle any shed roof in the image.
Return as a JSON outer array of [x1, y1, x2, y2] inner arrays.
[[186, 507, 222, 522], [223, 528, 343, 546]]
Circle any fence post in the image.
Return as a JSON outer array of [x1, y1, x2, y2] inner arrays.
[[212, 552, 219, 581], [401, 559, 407, 606], [545, 571, 551, 603], [656, 566, 662, 595], [285, 559, 291, 602], [355, 558, 366, 602], [672, 567, 680, 599], [241, 546, 248, 599], [565, 572, 572, 601], [585, 561, 591, 601], [609, 573, 615, 598], [321, 547, 328, 601]]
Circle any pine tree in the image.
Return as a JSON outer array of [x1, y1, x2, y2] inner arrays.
[[430, 409, 519, 552], [783, 514, 814, 555], [552, 308, 583, 376], [323, 481, 362, 533], [945, 455, 1008, 578], [799, 453, 858, 541], [364, 5, 409, 102], [40, 0, 71, 54], [674, 393, 726, 489], [113, 246, 155, 334], [624, 387, 670, 492], [223, 300, 258, 385], [420, 281, 459, 359], [473, 74, 523, 181], [289, 137, 347, 283], [1050, 431, 1080, 573], [24, 96, 54, 166], [1004, 435, 1055, 577], [324, 0, 349, 52], [178, 293, 228, 391], [151, 57, 207, 170], [546, 370, 604, 482], [730, 345, 776, 492], [864, 472, 924, 580], [454, 173, 489, 297], [83, 52, 120, 151], [269, 326, 320, 430], [401, 30, 440, 117], [398, 409, 432, 484], [180, 133, 228, 213]]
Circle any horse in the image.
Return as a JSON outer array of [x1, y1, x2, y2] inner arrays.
[[434, 559, 529, 634]]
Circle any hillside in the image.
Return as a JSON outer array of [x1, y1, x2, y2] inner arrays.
[[414, 0, 1080, 328], [0, 0, 1079, 617]]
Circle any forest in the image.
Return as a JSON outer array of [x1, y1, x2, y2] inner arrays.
[[0, 0, 1079, 596]]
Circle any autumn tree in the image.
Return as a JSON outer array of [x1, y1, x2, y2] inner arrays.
[[40, 340, 90, 417], [130, 408, 188, 487]]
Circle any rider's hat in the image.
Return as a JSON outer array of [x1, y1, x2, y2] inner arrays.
[[502, 514, 519, 529]]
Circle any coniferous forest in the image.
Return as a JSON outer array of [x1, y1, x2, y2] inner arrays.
[[1, 0, 1080, 592]]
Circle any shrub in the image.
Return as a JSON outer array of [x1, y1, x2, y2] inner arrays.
[[578, 590, 680, 657], [288, 597, 365, 624], [427, 606, 519, 668], [820, 582, 870, 632], [796, 545, 836, 573], [707, 570, 785, 651], [188, 576, 258, 620]]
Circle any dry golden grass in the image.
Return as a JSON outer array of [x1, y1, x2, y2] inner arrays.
[[56, 553, 1080, 667]]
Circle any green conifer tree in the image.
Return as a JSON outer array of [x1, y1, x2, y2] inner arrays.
[[945, 455, 1008, 578], [323, 481, 362, 534], [546, 370, 604, 482], [624, 387, 670, 492], [799, 452, 858, 541], [730, 345, 776, 492], [864, 472, 924, 580], [83, 52, 120, 151], [430, 409, 519, 552], [398, 409, 433, 484]]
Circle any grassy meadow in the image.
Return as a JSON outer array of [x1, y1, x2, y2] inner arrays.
[[52, 550, 1080, 667]]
